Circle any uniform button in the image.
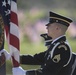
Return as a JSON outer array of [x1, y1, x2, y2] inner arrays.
[[44, 64, 46, 66]]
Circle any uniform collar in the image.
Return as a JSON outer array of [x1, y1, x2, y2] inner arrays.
[[52, 35, 66, 44]]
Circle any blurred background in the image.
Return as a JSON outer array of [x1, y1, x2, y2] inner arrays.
[[6, 0, 76, 74]]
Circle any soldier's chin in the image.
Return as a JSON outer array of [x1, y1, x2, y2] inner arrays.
[[48, 33, 52, 37]]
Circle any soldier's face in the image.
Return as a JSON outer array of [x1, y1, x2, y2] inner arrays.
[[46, 23, 58, 38]]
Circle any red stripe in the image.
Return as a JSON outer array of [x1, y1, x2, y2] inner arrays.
[[4, 25, 10, 38], [10, 33, 19, 51], [12, 56, 20, 67], [11, 11, 18, 26]]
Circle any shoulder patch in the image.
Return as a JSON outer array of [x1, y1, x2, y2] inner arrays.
[[58, 44, 67, 50], [52, 54, 61, 63]]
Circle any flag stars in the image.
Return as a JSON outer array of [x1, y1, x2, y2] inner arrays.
[[2, 0, 6, 7], [2, 0, 10, 7], [7, 0, 11, 5], [5, 9, 10, 16]]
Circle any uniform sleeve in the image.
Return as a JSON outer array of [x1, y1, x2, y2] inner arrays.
[[50, 42, 72, 67], [20, 51, 46, 65], [26, 42, 72, 75]]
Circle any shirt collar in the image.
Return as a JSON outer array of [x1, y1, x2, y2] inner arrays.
[[52, 35, 66, 44]]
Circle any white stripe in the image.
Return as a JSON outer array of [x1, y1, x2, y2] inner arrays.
[[52, 35, 65, 44], [11, 1, 17, 13], [72, 52, 76, 55], [51, 43, 60, 58], [10, 45, 20, 63], [45, 39, 52, 42], [10, 22, 19, 38], [63, 42, 72, 67]]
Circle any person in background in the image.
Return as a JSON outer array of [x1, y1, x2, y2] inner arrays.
[[12, 11, 74, 75]]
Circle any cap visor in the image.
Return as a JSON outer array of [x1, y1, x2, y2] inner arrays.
[[46, 23, 50, 26]]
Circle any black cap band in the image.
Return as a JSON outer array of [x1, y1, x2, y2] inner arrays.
[[46, 11, 73, 27]]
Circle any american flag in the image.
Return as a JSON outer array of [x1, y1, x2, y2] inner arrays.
[[0, 0, 20, 67]]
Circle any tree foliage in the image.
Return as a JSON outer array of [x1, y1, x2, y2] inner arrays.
[[17, 0, 76, 10], [17, 0, 76, 20]]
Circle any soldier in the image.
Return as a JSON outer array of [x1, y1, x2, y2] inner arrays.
[[41, 33, 76, 75], [12, 11, 73, 75], [0, 14, 10, 67]]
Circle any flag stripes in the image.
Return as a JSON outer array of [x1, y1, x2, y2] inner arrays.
[[10, 34, 19, 49], [10, 0, 20, 67], [11, 11, 18, 25], [10, 22, 19, 38], [11, 1, 17, 13], [1, 0, 20, 68]]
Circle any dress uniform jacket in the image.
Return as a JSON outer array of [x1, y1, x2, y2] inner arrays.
[[20, 35, 73, 75]]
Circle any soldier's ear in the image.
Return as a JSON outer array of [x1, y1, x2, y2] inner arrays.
[[56, 26, 60, 30], [56, 26, 59, 30]]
